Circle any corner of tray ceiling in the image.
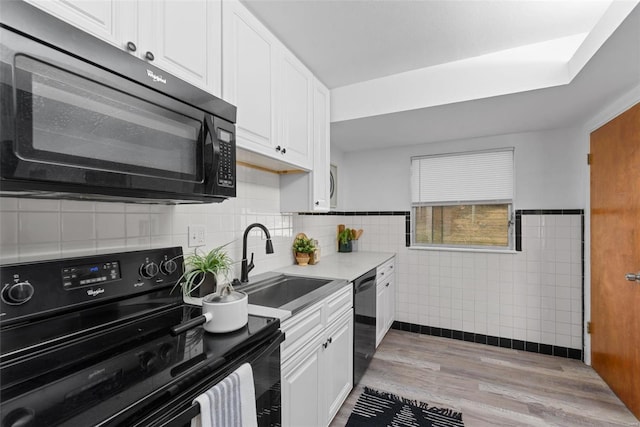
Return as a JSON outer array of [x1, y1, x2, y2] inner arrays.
[[329, 0, 637, 124]]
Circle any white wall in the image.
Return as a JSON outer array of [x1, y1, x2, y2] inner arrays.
[[339, 126, 586, 211], [0, 165, 296, 280], [314, 125, 588, 356]]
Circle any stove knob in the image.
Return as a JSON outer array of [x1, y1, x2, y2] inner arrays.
[[3, 407, 35, 427], [160, 259, 178, 276], [139, 262, 159, 279], [1, 282, 34, 305], [139, 351, 159, 372]]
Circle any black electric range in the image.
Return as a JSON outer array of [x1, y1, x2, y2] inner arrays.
[[0, 247, 283, 427]]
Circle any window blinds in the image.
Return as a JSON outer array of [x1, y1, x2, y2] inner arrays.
[[411, 149, 514, 204]]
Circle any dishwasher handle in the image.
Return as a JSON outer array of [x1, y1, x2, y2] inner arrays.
[[354, 270, 376, 294]]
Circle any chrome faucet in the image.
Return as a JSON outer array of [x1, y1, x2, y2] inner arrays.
[[240, 223, 274, 283]]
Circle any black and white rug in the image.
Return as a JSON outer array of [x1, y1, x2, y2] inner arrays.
[[346, 387, 465, 427]]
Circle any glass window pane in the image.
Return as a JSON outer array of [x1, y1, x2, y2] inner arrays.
[[414, 204, 510, 247]]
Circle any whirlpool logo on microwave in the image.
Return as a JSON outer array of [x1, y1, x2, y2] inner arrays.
[[147, 69, 167, 84]]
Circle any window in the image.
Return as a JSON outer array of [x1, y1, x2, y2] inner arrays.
[[411, 149, 514, 249]]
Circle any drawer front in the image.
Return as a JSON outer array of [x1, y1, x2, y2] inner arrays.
[[325, 285, 353, 325], [376, 257, 395, 285], [281, 302, 324, 362]]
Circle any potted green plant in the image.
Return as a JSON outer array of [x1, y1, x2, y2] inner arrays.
[[175, 243, 234, 298], [338, 228, 353, 253], [292, 234, 315, 266]]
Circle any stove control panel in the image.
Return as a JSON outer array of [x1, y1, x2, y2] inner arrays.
[[62, 261, 121, 289], [0, 247, 184, 325]]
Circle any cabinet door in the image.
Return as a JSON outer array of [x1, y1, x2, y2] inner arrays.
[[223, 0, 277, 154], [279, 51, 312, 169], [386, 277, 396, 332], [376, 283, 386, 347], [141, 0, 221, 95], [323, 309, 354, 425], [312, 80, 331, 211], [24, 0, 124, 46], [282, 338, 323, 427]]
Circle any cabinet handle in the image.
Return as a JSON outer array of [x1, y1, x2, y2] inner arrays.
[[327, 337, 332, 344], [126, 41, 137, 52], [281, 147, 287, 154], [386, 282, 390, 287], [145, 51, 155, 61], [322, 342, 328, 349], [275, 145, 281, 152], [315, 201, 320, 206]]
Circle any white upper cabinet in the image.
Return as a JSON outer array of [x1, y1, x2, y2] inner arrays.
[[140, 0, 221, 95], [222, 0, 316, 171], [278, 51, 312, 170], [222, 0, 277, 155], [24, 0, 122, 45], [280, 78, 330, 212], [24, 0, 222, 97], [312, 80, 331, 211]]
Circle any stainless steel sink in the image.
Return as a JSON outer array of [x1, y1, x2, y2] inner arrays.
[[242, 274, 332, 308]]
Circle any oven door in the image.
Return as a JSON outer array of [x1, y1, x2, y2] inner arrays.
[[0, 26, 231, 203], [129, 330, 284, 427]]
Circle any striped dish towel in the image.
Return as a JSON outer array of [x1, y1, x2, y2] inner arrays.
[[191, 363, 257, 427]]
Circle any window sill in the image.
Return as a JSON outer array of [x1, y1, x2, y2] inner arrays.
[[408, 246, 517, 255]]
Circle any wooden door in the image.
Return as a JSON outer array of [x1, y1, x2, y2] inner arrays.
[[591, 101, 640, 419]]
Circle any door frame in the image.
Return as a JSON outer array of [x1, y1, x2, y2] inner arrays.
[[582, 83, 640, 365]]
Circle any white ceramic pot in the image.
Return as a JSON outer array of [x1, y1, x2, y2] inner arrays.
[[201, 290, 248, 333]]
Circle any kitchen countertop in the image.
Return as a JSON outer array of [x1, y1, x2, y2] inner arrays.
[[276, 251, 396, 282], [188, 252, 395, 322]]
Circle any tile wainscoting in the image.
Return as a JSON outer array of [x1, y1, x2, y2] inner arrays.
[[294, 209, 584, 359]]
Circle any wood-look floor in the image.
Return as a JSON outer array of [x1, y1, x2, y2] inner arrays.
[[330, 330, 640, 427]]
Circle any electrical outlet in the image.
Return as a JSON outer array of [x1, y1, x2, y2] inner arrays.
[[188, 225, 206, 247]]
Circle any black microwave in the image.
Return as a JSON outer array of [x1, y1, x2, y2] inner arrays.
[[0, 1, 236, 204]]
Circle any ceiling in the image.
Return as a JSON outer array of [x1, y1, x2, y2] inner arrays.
[[241, 0, 640, 152]]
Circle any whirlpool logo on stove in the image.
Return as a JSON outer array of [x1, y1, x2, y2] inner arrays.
[[87, 288, 105, 297], [147, 69, 167, 84]]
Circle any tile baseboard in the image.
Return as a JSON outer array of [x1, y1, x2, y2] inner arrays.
[[391, 321, 583, 361]]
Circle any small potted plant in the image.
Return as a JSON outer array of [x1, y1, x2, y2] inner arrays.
[[176, 243, 233, 298], [338, 228, 353, 253], [292, 234, 315, 266]]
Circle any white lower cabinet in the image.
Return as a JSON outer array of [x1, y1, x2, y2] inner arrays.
[[323, 310, 354, 422], [281, 286, 353, 427], [376, 257, 396, 347], [282, 335, 323, 426]]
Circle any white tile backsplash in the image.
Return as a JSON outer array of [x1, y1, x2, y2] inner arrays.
[[19, 212, 60, 243], [0, 166, 295, 280]]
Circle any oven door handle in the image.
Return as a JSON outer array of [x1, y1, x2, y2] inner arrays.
[[155, 331, 284, 427]]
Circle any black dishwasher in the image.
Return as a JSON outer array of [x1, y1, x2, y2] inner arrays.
[[353, 268, 377, 386]]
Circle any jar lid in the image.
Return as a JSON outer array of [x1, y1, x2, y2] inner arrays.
[[204, 286, 245, 303]]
